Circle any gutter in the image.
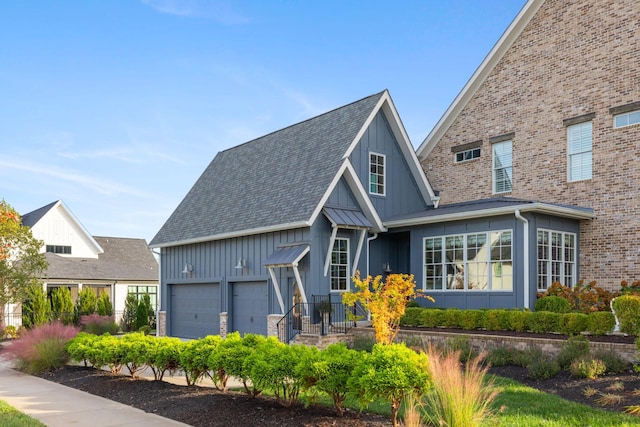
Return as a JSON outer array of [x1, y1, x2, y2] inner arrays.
[[514, 210, 530, 309]]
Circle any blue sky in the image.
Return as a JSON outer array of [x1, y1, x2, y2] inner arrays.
[[0, 0, 526, 242]]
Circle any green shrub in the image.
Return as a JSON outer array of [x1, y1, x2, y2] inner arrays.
[[419, 308, 444, 328], [179, 335, 222, 386], [534, 295, 571, 313], [527, 358, 560, 380], [74, 287, 97, 324], [482, 309, 510, 331], [223, 333, 266, 396], [96, 291, 113, 316], [558, 313, 588, 335], [441, 335, 478, 364], [570, 356, 607, 379], [135, 298, 149, 331], [65, 332, 96, 366], [441, 309, 462, 328], [119, 333, 152, 378], [592, 349, 628, 374], [146, 336, 183, 380], [507, 310, 531, 332], [22, 285, 50, 329], [527, 311, 561, 333], [348, 343, 431, 427], [612, 295, 640, 336], [556, 335, 590, 370], [50, 286, 74, 325], [121, 294, 138, 332], [586, 311, 615, 335], [79, 314, 119, 335], [348, 334, 376, 352], [512, 346, 544, 368], [7, 322, 80, 374], [459, 310, 485, 330], [400, 307, 422, 327], [485, 346, 513, 367]]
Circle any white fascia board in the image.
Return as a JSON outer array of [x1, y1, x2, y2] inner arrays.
[[148, 221, 310, 249], [55, 200, 104, 254], [307, 160, 386, 233], [343, 90, 388, 161], [384, 202, 594, 228], [416, 0, 544, 160]]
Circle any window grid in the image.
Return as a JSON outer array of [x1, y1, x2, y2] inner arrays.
[[614, 110, 640, 128], [455, 148, 481, 163], [369, 153, 385, 195], [567, 121, 592, 181], [492, 141, 513, 193], [128, 285, 158, 310], [423, 230, 512, 292], [330, 238, 349, 292], [46, 245, 71, 254], [537, 230, 576, 290]]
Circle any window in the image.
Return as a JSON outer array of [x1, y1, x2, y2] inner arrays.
[[423, 230, 512, 291], [455, 147, 481, 163], [330, 238, 349, 291], [537, 230, 576, 291], [369, 152, 385, 195], [492, 141, 512, 193], [614, 110, 640, 128], [567, 121, 592, 181], [46, 245, 71, 254], [127, 285, 158, 310]]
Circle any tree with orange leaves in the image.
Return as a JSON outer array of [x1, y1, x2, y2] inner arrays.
[[0, 200, 48, 329], [343, 271, 434, 345]]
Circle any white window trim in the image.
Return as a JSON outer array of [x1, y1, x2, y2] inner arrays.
[[613, 110, 640, 129], [567, 121, 592, 182], [369, 152, 386, 196], [422, 230, 513, 292], [492, 141, 512, 194], [536, 229, 577, 291], [454, 147, 481, 163], [330, 237, 350, 292]]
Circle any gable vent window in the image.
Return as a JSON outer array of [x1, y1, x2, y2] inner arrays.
[[369, 152, 385, 196], [46, 245, 71, 254], [614, 110, 640, 128], [455, 148, 481, 163]]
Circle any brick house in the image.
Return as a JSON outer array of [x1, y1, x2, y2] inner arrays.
[[417, 0, 640, 291]]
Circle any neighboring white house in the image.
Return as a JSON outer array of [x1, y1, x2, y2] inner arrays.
[[21, 200, 159, 320]]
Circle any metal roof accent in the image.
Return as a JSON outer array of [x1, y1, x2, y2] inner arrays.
[[264, 244, 310, 268], [323, 207, 372, 229]]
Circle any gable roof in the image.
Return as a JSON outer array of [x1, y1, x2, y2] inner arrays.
[[44, 237, 158, 281], [416, 0, 543, 159], [22, 200, 103, 255], [151, 90, 434, 248]]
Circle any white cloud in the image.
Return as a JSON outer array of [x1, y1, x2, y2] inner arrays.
[[141, 0, 251, 24]]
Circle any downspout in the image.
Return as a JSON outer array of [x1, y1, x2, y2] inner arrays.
[[151, 249, 162, 336], [514, 210, 530, 310]]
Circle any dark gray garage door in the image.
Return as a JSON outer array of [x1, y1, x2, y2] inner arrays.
[[170, 283, 220, 339], [231, 281, 268, 335]]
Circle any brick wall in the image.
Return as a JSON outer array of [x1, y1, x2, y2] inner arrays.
[[421, 0, 640, 289]]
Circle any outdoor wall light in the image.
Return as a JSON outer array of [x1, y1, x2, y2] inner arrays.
[[182, 263, 193, 274], [235, 257, 247, 269], [383, 262, 392, 274]]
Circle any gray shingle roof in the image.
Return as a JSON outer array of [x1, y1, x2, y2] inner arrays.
[[44, 237, 158, 281], [21, 201, 58, 227], [151, 91, 385, 246]]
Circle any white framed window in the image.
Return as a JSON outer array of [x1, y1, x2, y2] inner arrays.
[[614, 110, 640, 128], [128, 285, 158, 310], [46, 245, 71, 254], [567, 121, 592, 181], [423, 230, 512, 291], [330, 238, 349, 292], [369, 152, 385, 196], [537, 229, 576, 291], [454, 147, 481, 163], [492, 141, 512, 193]]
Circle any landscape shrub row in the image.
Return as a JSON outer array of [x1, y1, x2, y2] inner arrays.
[[400, 307, 617, 336], [65, 332, 431, 424]]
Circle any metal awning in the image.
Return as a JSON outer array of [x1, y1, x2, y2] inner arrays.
[[323, 207, 372, 229], [264, 244, 310, 268]]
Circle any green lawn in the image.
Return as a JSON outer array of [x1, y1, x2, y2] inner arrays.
[[0, 400, 45, 427]]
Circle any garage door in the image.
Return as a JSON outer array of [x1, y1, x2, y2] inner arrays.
[[170, 283, 220, 339], [231, 281, 268, 336]]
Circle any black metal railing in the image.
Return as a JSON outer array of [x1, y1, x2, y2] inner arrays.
[[276, 295, 364, 343]]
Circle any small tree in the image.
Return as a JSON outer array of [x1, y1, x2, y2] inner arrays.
[[74, 287, 97, 324], [135, 298, 149, 331], [343, 271, 433, 345], [0, 200, 48, 329], [121, 293, 138, 332], [22, 285, 51, 328], [50, 286, 74, 325], [96, 291, 113, 316]]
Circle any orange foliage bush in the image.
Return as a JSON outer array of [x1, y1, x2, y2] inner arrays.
[[537, 280, 618, 313]]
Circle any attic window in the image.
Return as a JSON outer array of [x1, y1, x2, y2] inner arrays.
[[369, 152, 385, 196], [46, 245, 71, 254], [452, 140, 482, 163]]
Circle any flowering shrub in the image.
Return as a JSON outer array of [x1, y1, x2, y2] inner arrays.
[[79, 314, 119, 335], [538, 281, 617, 313]]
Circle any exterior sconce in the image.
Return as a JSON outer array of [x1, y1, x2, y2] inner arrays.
[[182, 263, 193, 274], [383, 262, 392, 274], [235, 257, 247, 269]]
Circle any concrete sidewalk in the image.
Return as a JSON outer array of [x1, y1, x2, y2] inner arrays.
[[0, 355, 191, 427]]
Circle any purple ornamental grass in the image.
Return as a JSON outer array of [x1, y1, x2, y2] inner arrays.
[[6, 322, 80, 374]]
